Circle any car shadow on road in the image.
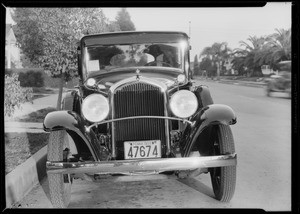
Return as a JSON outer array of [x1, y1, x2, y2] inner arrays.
[[178, 177, 215, 199]]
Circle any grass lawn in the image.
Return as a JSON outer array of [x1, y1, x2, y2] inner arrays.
[[5, 132, 49, 175], [16, 107, 57, 123], [5, 107, 56, 175], [219, 76, 264, 81]]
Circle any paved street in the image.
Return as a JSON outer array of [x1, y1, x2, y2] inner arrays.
[[15, 80, 291, 210]]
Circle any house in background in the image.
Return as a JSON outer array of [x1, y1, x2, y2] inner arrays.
[[261, 65, 278, 75], [5, 8, 22, 69]]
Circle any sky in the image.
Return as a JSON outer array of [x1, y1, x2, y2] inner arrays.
[[102, 3, 292, 59]]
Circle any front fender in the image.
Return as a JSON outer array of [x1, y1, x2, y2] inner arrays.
[[43, 110, 99, 161], [180, 104, 237, 157]]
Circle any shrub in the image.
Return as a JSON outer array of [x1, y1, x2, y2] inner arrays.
[[5, 73, 33, 117], [18, 70, 44, 87]]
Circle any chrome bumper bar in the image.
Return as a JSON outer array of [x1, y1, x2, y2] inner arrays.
[[46, 154, 237, 175]]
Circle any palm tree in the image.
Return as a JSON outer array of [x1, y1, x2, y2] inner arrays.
[[252, 28, 291, 71], [231, 52, 246, 76], [233, 36, 267, 76], [200, 42, 230, 78], [267, 28, 291, 63]]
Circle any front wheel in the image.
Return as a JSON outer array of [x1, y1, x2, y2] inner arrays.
[[210, 125, 236, 202], [47, 130, 72, 208]]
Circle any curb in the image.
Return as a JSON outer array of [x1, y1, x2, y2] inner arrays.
[[218, 80, 266, 88], [194, 77, 266, 88], [5, 145, 47, 208]]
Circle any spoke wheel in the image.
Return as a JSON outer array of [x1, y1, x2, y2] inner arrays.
[[48, 130, 72, 208], [210, 124, 236, 202]]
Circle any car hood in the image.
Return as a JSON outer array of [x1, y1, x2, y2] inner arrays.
[[86, 67, 185, 88]]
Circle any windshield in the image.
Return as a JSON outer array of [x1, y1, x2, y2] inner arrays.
[[84, 43, 184, 73]]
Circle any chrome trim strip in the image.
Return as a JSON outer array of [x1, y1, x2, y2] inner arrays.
[[47, 153, 237, 175], [86, 116, 194, 131], [109, 76, 168, 94], [163, 90, 170, 156], [110, 90, 116, 158]]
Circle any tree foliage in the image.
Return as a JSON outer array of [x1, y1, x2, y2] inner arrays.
[[199, 57, 217, 77], [12, 8, 121, 109], [5, 73, 33, 117], [198, 28, 291, 77], [115, 8, 136, 31], [231, 28, 291, 76], [263, 28, 291, 68], [12, 8, 44, 63], [200, 42, 230, 77], [193, 54, 199, 75]]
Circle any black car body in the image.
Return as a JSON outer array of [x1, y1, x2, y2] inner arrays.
[[265, 60, 291, 98], [43, 31, 237, 207]]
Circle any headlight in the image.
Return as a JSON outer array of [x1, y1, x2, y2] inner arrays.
[[86, 78, 96, 87], [82, 94, 109, 122], [177, 74, 186, 83], [170, 90, 198, 118]]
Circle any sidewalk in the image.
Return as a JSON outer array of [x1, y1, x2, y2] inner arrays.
[[5, 93, 59, 121], [5, 122, 44, 133], [4, 93, 63, 207], [5, 93, 62, 133]]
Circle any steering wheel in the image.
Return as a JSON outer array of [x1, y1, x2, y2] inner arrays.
[[144, 61, 172, 67]]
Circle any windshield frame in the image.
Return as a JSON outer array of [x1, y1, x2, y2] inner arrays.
[[83, 42, 185, 74], [80, 32, 190, 80]]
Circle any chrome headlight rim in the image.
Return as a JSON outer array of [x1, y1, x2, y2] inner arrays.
[[81, 93, 110, 123], [169, 90, 198, 118]]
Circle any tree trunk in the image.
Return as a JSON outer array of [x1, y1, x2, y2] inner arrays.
[[216, 61, 220, 80], [56, 66, 65, 110], [254, 67, 263, 77]]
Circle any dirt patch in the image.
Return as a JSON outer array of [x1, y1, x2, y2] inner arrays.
[[5, 132, 49, 175]]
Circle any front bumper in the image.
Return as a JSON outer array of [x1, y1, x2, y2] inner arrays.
[[46, 153, 237, 175]]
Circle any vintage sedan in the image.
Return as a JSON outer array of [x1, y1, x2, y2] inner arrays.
[[43, 31, 237, 208], [265, 60, 291, 98]]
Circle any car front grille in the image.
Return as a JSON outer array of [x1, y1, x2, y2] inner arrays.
[[113, 82, 166, 159]]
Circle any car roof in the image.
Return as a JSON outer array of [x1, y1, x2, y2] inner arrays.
[[81, 31, 189, 46]]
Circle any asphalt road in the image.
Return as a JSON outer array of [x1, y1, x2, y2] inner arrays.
[[15, 80, 291, 210]]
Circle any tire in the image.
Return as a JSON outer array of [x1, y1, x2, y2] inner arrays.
[[48, 130, 72, 208], [266, 88, 271, 97], [210, 124, 236, 202], [266, 83, 272, 97]]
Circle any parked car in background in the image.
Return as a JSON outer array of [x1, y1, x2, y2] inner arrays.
[[265, 60, 291, 98], [43, 31, 237, 208]]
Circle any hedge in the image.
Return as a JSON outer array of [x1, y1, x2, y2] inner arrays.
[[18, 70, 44, 87], [5, 68, 79, 89]]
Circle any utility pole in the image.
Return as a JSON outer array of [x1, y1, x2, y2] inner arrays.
[[189, 21, 191, 39]]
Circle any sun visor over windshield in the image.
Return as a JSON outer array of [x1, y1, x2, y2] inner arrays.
[[82, 31, 188, 46]]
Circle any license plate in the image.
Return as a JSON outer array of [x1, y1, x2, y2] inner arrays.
[[124, 140, 161, 159]]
